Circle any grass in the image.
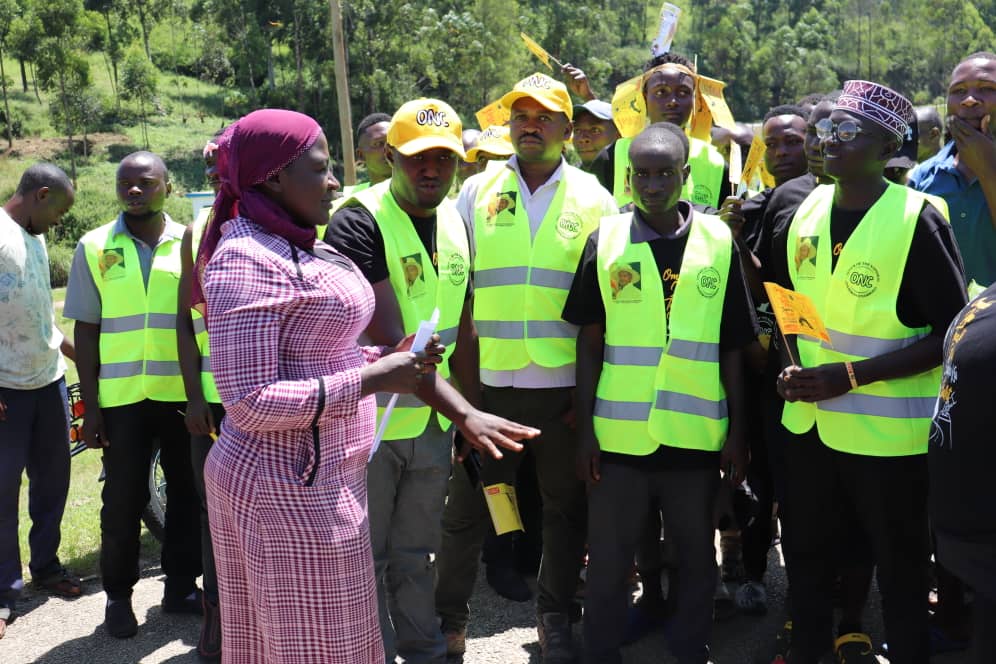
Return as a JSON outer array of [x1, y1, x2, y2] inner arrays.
[[15, 290, 159, 582]]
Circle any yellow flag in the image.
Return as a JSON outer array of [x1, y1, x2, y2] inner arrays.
[[483, 483, 524, 535], [611, 74, 648, 138], [741, 133, 767, 187], [690, 75, 736, 141], [475, 99, 509, 131], [520, 32, 554, 71], [763, 282, 831, 344]]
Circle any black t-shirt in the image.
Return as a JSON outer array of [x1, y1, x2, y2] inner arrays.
[[562, 202, 759, 470], [588, 140, 733, 205], [325, 202, 473, 299], [769, 195, 967, 333], [929, 283, 996, 598], [755, 173, 820, 281], [739, 187, 772, 253]]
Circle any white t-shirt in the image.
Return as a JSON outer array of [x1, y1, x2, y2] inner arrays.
[[0, 208, 66, 390]]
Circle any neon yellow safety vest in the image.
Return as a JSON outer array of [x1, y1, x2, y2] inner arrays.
[[473, 164, 604, 371], [613, 136, 726, 208], [318, 181, 373, 241], [189, 208, 221, 404], [594, 211, 732, 453], [350, 180, 470, 439], [81, 219, 186, 407], [781, 183, 945, 456]]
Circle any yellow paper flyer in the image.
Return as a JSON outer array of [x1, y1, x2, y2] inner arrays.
[[483, 482, 525, 535]]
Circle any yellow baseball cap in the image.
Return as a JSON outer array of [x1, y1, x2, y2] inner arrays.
[[499, 73, 573, 120], [466, 125, 515, 162], [387, 98, 466, 159]]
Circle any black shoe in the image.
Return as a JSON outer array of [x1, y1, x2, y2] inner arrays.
[[163, 588, 204, 615], [105, 599, 138, 638], [486, 564, 532, 602]]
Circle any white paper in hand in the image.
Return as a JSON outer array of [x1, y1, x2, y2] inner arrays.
[[369, 308, 440, 461]]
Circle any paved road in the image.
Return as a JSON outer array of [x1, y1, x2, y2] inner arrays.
[[0, 549, 972, 663]]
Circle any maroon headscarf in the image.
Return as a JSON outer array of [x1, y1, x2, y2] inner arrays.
[[191, 109, 323, 309]]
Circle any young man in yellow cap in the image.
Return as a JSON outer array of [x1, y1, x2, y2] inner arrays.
[[326, 98, 538, 664], [587, 52, 731, 209], [434, 73, 617, 664]]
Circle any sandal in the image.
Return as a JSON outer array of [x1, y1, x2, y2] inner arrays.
[[0, 606, 10, 639], [34, 567, 82, 598]]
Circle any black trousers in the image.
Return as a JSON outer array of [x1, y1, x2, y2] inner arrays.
[[190, 403, 225, 602], [782, 428, 929, 664], [100, 400, 202, 599]]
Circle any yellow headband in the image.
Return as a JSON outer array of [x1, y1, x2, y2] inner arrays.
[[642, 63, 698, 89]]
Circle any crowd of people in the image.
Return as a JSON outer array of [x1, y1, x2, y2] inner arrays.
[[1, 43, 994, 664]]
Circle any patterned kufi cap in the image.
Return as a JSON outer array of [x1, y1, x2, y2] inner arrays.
[[836, 80, 914, 140]]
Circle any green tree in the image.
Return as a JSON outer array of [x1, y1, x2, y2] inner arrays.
[[120, 49, 159, 148], [0, 0, 20, 148]]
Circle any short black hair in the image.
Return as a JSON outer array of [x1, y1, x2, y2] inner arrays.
[[16, 163, 73, 196], [796, 93, 824, 108], [642, 51, 696, 74], [356, 113, 391, 141], [119, 151, 169, 180], [630, 121, 689, 164], [763, 104, 808, 124]]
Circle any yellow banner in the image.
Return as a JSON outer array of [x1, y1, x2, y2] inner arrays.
[[690, 75, 736, 141], [475, 99, 510, 131], [483, 482, 525, 535], [763, 282, 831, 344], [611, 74, 648, 139], [520, 32, 553, 71]]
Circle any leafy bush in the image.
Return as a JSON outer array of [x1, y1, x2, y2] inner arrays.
[[48, 242, 74, 288]]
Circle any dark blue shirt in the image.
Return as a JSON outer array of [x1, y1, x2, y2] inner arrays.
[[909, 141, 995, 286]]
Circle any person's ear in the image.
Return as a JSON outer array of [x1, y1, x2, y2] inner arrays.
[[682, 163, 691, 182], [165, 179, 173, 197], [563, 119, 574, 142], [931, 126, 942, 141], [880, 136, 901, 161], [259, 173, 283, 195], [625, 165, 632, 192], [33, 186, 51, 205], [385, 148, 396, 168]]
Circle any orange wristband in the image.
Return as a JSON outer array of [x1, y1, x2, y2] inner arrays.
[[845, 362, 859, 390]]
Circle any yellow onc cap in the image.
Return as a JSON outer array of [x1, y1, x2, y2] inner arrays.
[[467, 125, 515, 162], [499, 73, 573, 120], [387, 98, 466, 159]]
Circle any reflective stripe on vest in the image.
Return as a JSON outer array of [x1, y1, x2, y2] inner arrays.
[[190, 208, 221, 404], [82, 219, 185, 407], [613, 136, 726, 208], [473, 163, 604, 371], [352, 180, 469, 439], [593, 212, 731, 455], [781, 182, 944, 456]]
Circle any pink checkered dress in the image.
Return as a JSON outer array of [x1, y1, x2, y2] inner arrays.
[[203, 217, 384, 663]]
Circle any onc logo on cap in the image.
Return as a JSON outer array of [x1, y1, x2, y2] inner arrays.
[[416, 108, 450, 128], [522, 74, 553, 90]]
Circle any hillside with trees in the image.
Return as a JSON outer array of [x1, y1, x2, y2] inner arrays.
[[1, 0, 994, 282]]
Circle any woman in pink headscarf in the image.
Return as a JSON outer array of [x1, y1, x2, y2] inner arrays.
[[195, 109, 434, 663]]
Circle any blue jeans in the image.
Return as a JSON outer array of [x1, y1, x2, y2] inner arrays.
[[0, 378, 71, 610], [367, 418, 452, 664]]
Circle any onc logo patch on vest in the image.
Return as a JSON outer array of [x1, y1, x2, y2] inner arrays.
[[845, 262, 879, 297], [556, 212, 583, 239], [692, 184, 714, 206], [696, 267, 721, 297], [445, 252, 467, 286]]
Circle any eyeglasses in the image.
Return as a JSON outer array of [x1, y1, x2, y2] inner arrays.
[[815, 118, 867, 143]]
